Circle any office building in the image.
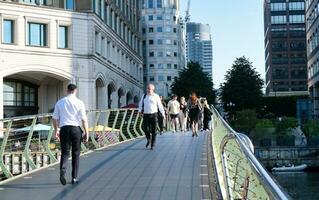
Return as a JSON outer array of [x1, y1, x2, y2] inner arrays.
[[141, 0, 186, 97], [186, 22, 213, 81], [264, 0, 308, 96], [0, 0, 143, 118]]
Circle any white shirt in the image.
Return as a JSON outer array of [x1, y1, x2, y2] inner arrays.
[[138, 93, 165, 117], [167, 100, 180, 115], [52, 94, 87, 127]]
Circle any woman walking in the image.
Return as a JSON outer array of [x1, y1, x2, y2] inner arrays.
[[179, 96, 187, 132], [187, 92, 202, 137], [203, 99, 213, 131]]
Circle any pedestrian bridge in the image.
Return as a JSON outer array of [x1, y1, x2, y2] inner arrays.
[[0, 108, 290, 200]]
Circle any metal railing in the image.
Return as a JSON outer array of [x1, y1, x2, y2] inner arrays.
[[0, 109, 144, 182], [211, 107, 290, 200]]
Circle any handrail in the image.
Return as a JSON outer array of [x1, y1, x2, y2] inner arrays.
[[0, 108, 144, 182], [211, 106, 290, 200]]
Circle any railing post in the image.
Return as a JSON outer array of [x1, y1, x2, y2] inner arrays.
[[44, 123, 58, 163], [119, 110, 128, 141], [0, 121, 13, 179], [133, 113, 141, 137], [90, 111, 101, 149], [111, 110, 120, 143], [23, 117, 37, 170], [101, 111, 111, 146], [126, 110, 135, 139]]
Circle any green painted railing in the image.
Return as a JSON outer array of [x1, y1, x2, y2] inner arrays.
[[0, 109, 144, 182], [211, 107, 290, 200]]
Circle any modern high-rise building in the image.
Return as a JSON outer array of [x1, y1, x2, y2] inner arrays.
[[186, 22, 213, 81], [141, 0, 186, 97], [306, 0, 319, 118], [0, 0, 143, 118], [264, 0, 308, 96]]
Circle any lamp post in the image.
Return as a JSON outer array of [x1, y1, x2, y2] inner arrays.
[[227, 102, 236, 121]]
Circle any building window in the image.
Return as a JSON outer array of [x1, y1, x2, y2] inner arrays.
[[27, 22, 47, 46], [158, 75, 164, 81], [270, 3, 286, 11], [150, 76, 154, 81], [174, 40, 177, 45], [174, 52, 177, 57], [148, 0, 154, 8], [157, 39, 163, 44], [3, 81, 37, 107], [167, 76, 172, 81], [157, 26, 163, 32], [149, 51, 154, 57], [289, 2, 304, 11], [158, 63, 164, 69], [65, 0, 74, 10], [174, 64, 178, 69], [166, 51, 171, 57], [58, 26, 68, 48], [148, 15, 154, 21], [157, 0, 162, 8], [3, 19, 14, 44], [149, 64, 155, 68], [167, 64, 172, 69], [166, 39, 172, 44], [149, 39, 154, 45], [289, 15, 305, 24], [95, 31, 100, 53], [148, 27, 154, 32], [157, 15, 163, 20], [173, 28, 177, 33], [271, 16, 286, 24], [166, 15, 171, 20], [158, 52, 163, 57], [165, 27, 172, 32]]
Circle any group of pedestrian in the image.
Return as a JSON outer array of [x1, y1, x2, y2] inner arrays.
[[52, 83, 213, 185]]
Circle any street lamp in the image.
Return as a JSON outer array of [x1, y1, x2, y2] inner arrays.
[[227, 102, 236, 121]]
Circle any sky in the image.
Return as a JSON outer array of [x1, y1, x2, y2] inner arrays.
[[180, 0, 265, 87]]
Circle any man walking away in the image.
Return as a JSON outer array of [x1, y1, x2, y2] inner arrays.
[[53, 84, 89, 185], [167, 95, 180, 132], [138, 84, 165, 150]]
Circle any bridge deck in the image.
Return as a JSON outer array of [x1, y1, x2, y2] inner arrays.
[[0, 132, 214, 200]]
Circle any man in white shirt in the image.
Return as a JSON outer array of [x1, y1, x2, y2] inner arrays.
[[167, 95, 180, 132], [138, 84, 165, 150], [52, 84, 89, 185]]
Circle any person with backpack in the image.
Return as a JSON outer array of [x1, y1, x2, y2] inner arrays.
[[203, 99, 213, 131], [187, 92, 203, 137], [138, 84, 165, 150]]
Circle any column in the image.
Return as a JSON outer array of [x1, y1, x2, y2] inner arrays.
[[313, 85, 319, 119]]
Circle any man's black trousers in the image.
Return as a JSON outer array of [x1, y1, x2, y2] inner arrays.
[[60, 126, 82, 179], [143, 113, 158, 146]]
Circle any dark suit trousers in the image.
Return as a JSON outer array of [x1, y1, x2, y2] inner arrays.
[[60, 126, 82, 179], [143, 114, 158, 146]]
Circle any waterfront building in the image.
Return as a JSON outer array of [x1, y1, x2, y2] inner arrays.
[[186, 22, 213, 81], [0, 0, 143, 118], [306, 0, 319, 118], [264, 0, 308, 96], [141, 0, 186, 97]]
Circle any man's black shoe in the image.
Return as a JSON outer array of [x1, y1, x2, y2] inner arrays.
[[60, 174, 66, 186], [146, 140, 150, 148], [72, 178, 78, 184]]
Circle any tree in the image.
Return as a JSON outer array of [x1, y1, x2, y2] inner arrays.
[[171, 61, 215, 103], [220, 56, 263, 113], [233, 109, 258, 134]]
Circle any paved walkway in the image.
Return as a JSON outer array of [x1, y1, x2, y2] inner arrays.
[[0, 132, 213, 200]]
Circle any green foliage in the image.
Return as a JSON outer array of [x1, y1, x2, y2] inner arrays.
[[233, 109, 258, 133], [275, 117, 298, 136], [258, 96, 308, 118], [303, 120, 319, 137], [253, 119, 275, 139], [220, 56, 264, 113], [171, 61, 216, 103]]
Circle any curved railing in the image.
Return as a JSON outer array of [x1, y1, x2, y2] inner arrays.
[[0, 109, 144, 182], [211, 107, 290, 200]]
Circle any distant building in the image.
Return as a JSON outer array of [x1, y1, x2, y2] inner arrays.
[[0, 0, 143, 118], [306, 0, 319, 118], [141, 0, 186, 97], [264, 0, 308, 96], [186, 22, 213, 81]]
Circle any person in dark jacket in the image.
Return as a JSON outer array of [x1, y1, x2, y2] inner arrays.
[[203, 99, 213, 131]]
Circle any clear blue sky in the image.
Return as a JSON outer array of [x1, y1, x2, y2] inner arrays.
[[180, 0, 265, 87]]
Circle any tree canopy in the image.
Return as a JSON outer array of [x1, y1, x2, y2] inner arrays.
[[220, 56, 264, 113], [171, 61, 215, 103]]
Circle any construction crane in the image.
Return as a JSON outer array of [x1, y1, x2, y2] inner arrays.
[[185, 0, 191, 23]]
